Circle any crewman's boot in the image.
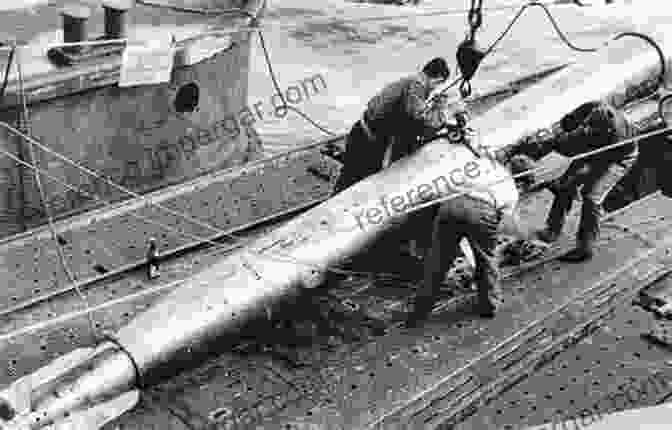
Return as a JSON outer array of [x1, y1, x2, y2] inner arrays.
[[532, 227, 561, 244], [558, 243, 594, 262], [559, 200, 599, 262], [476, 300, 497, 319], [475, 279, 502, 319], [406, 276, 440, 327], [533, 190, 574, 244]]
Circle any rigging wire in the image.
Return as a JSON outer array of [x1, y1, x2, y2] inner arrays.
[[255, 28, 338, 136], [0, 0, 572, 52], [431, 0, 598, 104], [0, 121, 426, 276], [0, 6, 669, 422], [450, 0, 607, 100], [0, 0, 664, 283], [214, 2, 669, 137], [0, 0, 617, 136], [0, 3, 339, 259], [16, 49, 98, 342], [2, 121, 672, 344], [0, 0, 662, 286], [15, 47, 101, 343], [254, 0, 641, 146], [0, 0, 667, 339], [0, 125, 423, 283], [483, 1, 603, 56], [436, 0, 669, 106], [0, 122, 363, 277]]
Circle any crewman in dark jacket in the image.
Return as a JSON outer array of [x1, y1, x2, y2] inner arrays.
[[332, 57, 453, 194], [505, 100, 638, 262]]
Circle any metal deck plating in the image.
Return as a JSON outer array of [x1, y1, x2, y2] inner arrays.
[[94, 192, 672, 430]]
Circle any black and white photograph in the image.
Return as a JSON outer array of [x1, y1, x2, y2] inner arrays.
[[0, 0, 671, 429]]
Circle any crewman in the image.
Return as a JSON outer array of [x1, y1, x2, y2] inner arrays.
[[407, 144, 539, 324], [332, 57, 456, 195], [504, 100, 638, 262], [399, 90, 473, 260]]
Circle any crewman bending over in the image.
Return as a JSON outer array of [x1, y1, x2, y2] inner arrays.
[[407, 145, 538, 324], [504, 100, 638, 262], [332, 57, 458, 195]]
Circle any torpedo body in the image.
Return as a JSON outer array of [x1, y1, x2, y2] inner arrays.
[[2, 26, 671, 430]]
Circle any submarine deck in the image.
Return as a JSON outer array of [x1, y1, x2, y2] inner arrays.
[[99, 193, 672, 430], [0, 66, 670, 429], [3, 178, 672, 430]]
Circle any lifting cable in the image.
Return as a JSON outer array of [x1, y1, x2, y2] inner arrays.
[[430, 0, 599, 105], [14, 47, 101, 342], [135, 0, 580, 136], [2, 121, 672, 344], [450, 1, 670, 102], [0, 0, 670, 338], [0, 0, 631, 138], [456, 0, 485, 98], [0, 7, 669, 302], [0, 2, 662, 283]]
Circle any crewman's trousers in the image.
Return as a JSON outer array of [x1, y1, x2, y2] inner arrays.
[[332, 119, 424, 195], [332, 121, 390, 195], [545, 153, 637, 250], [414, 196, 503, 314]]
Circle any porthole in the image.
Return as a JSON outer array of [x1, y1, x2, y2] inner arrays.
[[173, 82, 200, 113]]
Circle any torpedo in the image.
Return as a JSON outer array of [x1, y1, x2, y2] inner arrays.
[[1, 24, 672, 430]]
